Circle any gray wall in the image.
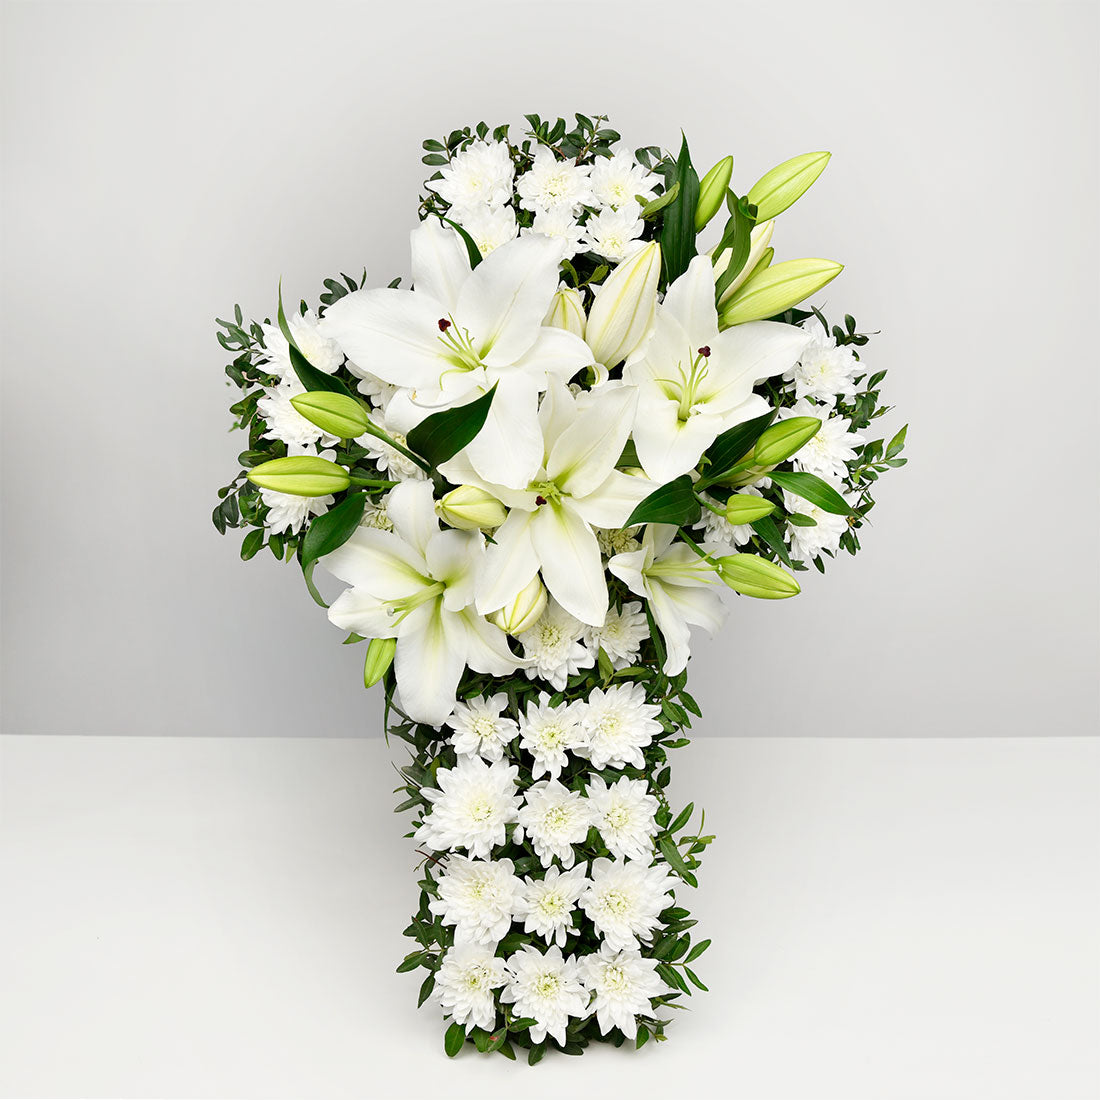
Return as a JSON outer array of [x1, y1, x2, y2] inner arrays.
[[2, 1, 1097, 737]]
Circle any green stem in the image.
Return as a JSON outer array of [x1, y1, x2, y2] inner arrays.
[[349, 477, 399, 489], [676, 526, 723, 572], [695, 493, 726, 517], [359, 420, 431, 474]]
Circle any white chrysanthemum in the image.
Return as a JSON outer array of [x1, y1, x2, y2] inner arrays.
[[783, 485, 853, 563], [580, 858, 674, 951], [526, 206, 586, 261], [517, 693, 586, 780], [257, 379, 341, 449], [416, 757, 521, 860], [693, 486, 764, 549], [358, 492, 392, 531], [514, 865, 588, 948], [516, 780, 593, 869], [576, 683, 663, 770], [579, 944, 667, 1040], [518, 599, 595, 690], [435, 943, 509, 1031], [354, 372, 398, 409], [786, 317, 861, 405], [501, 945, 589, 1045], [429, 140, 514, 211], [429, 855, 524, 946], [596, 527, 641, 557], [358, 409, 426, 481], [257, 309, 343, 381], [587, 775, 659, 862], [445, 693, 518, 762], [260, 444, 337, 534], [517, 149, 594, 213], [779, 398, 866, 482], [456, 205, 518, 257], [589, 153, 659, 212], [584, 601, 648, 669], [579, 206, 645, 262]]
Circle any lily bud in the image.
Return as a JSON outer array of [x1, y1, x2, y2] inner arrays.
[[752, 417, 821, 466], [695, 155, 734, 231], [543, 287, 587, 339], [247, 455, 350, 497], [719, 462, 775, 489], [438, 485, 507, 531], [747, 151, 831, 221], [585, 240, 660, 369], [716, 554, 801, 599], [289, 391, 370, 439], [488, 575, 547, 636], [715, 220, 775, 307], [724, 495, 777, 525], [363, 637, 396, 688], [719, 258, 843, 327]]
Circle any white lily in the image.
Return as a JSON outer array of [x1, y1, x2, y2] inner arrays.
[[608, 525, 726, 676], [623, 255, 810, 483], [317, 219, 594, 489], [443, 381, 652, 628], [320, 480, 520, 725]]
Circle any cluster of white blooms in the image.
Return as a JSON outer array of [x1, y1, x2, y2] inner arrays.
[[429, 140, 659, 263]]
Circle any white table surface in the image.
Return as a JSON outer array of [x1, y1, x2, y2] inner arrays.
[[1, 735, 1097, 1100]]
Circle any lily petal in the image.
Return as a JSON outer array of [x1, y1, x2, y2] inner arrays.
[[425, 529, 480, 611], [631, 395, 724, 483], [661, 255, 721, 349], [464, 375, 543, 490], [456, 609, 525, 676], [318, 287, 448, 388], [570, 469, 655, 529], [546, 384, 638, 499], [321, 527, 427, 599], [477, 508, 539, 615], [529, 502, 607, 627], [386, 480, 440, 559], [457, 235, 561, 367], [326, 587, 398, 638], [395, 603, 466, 726], [712, 319, 811, 389], [410, 218, 470, 314], [509, 325, 594, 385]]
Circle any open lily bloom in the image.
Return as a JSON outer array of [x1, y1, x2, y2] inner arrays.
[[318, 220, 593, 489], [608, 524, 727, 676], [623, 256, 811, 483], [320, 481, 520, 725], [440, 381, 651, 628]]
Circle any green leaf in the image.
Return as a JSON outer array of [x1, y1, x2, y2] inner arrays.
[[626, 475, 700, 527], [276, 280, 296, 349], [444, 1021, 466, 1057], [300, 558, 329, 608], [659, 134, 700, 283], [749, 515, 793, 568], [713, 198, 755, 302], [289, 344, 358, 400], [685, 938, 712, 963], [885, 424, 908, 459], [639, 180, 679, 219], [659, 834, 693, 881], [528, 1042, 546, 1066], [240, 528, 263, 561], [440, 216, 482, 269], [405, 385, 497, 468], [668, 802, 695, 834], [769, 470, 852, 514], [300, 492, 366, 570], [684, 966, 709, 992], [701, 411, 776, 482]]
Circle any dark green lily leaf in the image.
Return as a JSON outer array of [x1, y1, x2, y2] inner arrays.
[[626, 475, 700, 527], [659, 134, 700, 283], [713, 195, 756, 302], [769, 470, 852, 514], [406, 385, 497, 468], [290, 344, 358, 400], [441, 216, 482, 269], [301, 491, 367, 570], [701, 410, 775, 482], [750, 515, 794, 568]]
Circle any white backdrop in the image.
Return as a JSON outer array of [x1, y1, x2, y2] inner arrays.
[[2, 0, 1097, 737]]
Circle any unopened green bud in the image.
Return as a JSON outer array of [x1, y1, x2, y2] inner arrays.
[[719, 258, 843, 327], [716, 554, 801, 599], [747, 151, 831, 221], [715, 221, 774, 307], [363, 636, 396, 687], [585, 240, 661, 369], [724, 495, 777, 525], [695, 155, 734, 231], [718, 462, 775, 489], [752, 417, 821, 466], [489, 575, 547, 636], [247, 455, 350, 497], [289, 391, 370, 439], [543, 286, 586, 338], [438, 485, 507, 531]]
